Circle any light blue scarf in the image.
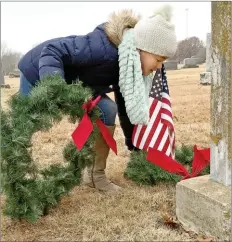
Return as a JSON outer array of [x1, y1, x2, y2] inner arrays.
[[118, 28, 153, 125]]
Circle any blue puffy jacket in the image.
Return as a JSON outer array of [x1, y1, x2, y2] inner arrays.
[[18, 21, 137, 150], [18, 23, 119, 94]]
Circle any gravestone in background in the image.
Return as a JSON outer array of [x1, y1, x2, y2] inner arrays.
[[176, 3, 231, 240]]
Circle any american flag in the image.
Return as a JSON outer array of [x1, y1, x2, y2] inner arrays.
[[132, 65, 176, 159]]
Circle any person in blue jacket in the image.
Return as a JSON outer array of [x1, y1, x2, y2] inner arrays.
[[18, 5, 177, 191]]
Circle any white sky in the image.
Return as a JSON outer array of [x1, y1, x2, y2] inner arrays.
[[1, 2, 211, 54]]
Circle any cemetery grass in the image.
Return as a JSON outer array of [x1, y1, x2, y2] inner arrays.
[[1, 65, 211, 241]]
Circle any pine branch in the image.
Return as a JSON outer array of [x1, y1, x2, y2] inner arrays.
[[125, 144, 210, 186], [1, 74, 99, 222], [124, 150, 181, 185]]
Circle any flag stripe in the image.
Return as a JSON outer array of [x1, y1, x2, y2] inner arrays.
[[162, 97, 171, 109], [162, 103, 172, 113], [139, 100, 162, 150], [171, 132, 176, 158], [158, 127, 169, 151], [136, 126, 147, 148], [161, 113, 174, 127], [165, 141, 171, 157], [133, 97, 154, 148], [162, 92, 171, 102], [132, 124, 143, 147], [163, 129, 172, 156], [136, 98, 154, 149], [143, 107, 162, 151], [149, 122, 163, 148], [153, 123, 167, 150], [132, 66, 176, 161], [149, 96, 157, 116], [161, 107, 173, 119]]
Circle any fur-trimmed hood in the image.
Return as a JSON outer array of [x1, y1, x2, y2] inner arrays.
[[104, 10, 141, 47]]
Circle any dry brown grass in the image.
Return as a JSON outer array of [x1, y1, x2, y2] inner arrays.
[[1, 65, 211, 241]]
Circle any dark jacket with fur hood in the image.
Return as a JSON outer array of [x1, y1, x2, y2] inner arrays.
[[18, 10, 141, 150]]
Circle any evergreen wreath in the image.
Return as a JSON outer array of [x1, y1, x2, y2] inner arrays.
[[1, 74, 211, 223], [1, 75, 100, 223], [124, 145, 210, 186]]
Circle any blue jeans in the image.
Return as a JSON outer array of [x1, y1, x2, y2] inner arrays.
[[19, 73, 117, 126]]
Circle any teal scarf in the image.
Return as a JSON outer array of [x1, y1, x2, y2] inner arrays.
[[118, 28, 153, 125]]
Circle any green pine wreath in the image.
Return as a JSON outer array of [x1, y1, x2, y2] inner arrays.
[[1, 74, 211, 223], [1, 74, 100, 223]]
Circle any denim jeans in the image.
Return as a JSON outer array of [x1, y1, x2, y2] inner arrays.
[[19, 73, 33, 96], [19, 73, 118, 126]]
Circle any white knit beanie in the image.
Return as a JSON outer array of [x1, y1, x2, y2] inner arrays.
[[134, 4, 177, 58]]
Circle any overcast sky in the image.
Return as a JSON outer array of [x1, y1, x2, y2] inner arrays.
[[1, 2, 211, 54]]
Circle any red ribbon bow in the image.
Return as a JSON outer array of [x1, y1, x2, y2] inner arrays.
[[72, 96, 210, 181], [146, 145, 210, 180], [71, 96, 117, 155]]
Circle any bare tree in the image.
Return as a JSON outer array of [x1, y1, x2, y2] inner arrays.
[[1, 41, 9, 57], [1, 42, 22, 75], [0, 58, 5, 84], [169, 36, 206, 63], [194, 47, 206, 61]]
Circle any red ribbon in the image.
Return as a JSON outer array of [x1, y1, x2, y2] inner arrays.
[[146, 145, 210, 181], [71, 96, 117, 155]]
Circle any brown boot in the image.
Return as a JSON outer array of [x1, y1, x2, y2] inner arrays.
[[82, 125, 122, 191]]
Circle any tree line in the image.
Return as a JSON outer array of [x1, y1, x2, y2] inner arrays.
[[1, 42, 22, 75], [169, 36, 206, 63]]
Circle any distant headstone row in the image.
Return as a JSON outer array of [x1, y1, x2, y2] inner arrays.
[[161, 33, 212, 86], [163, 57, 205, 71], [163, 61, 178, 70], [182, 57, 204, 69]]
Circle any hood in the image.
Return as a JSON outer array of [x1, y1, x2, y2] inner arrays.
[[104, 9, 141, 47]]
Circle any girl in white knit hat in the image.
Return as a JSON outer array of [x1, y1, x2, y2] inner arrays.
[[18, 4, 177, 191]]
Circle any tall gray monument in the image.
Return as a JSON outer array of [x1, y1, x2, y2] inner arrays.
[[164, 60, 178, 70], [176, 2, 231, 240]]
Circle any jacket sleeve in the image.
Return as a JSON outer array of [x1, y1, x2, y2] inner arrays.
[[39, 38, 77, 80], [114, 87, 140, 151], [39, 35, 100, 80]]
